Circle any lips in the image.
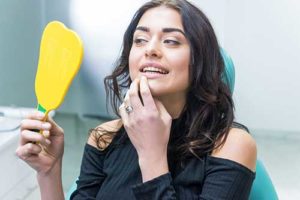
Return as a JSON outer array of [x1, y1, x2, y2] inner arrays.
[[139, 63, 169, 75], [141, 66, 168, 74]]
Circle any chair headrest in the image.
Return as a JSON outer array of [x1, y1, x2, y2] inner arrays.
[[220, 48, 235, 94]]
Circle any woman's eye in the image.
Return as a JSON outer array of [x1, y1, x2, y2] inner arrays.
[[164, 39, 180, 45], [134, 38, 147, 45]]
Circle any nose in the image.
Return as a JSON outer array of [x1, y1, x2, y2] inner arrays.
[[145, 38, 162, 58]]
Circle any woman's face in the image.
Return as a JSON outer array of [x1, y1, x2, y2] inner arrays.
[[129, 6, 190, 99]]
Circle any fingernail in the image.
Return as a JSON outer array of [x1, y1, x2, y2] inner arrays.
[[37, 112, 45, 118], [45, 139, 51, 145], [43, 131, 50, 138], [42, 123, 51, 129]]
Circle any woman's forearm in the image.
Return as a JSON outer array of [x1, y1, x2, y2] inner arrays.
[[37, 159, 64, 200], [138, 154, 169, 182]]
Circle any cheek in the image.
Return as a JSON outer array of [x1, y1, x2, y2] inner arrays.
[[174, 69, 189, 90], [173, 52, 190, 88], [169, 48, 190, 66], [128, 49, 140, 80], [171, 52, 190, 76]]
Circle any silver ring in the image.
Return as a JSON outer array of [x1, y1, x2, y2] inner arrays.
[[125, 105, 133, 114]]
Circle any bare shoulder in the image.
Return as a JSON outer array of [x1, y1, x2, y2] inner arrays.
[[87, 119, 123, 150], [211, 128, 257, 172]]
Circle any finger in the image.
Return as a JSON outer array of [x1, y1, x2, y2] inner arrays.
[[43, 130, 50, 138], [154, 99, 171, 119], [46, 116, 64, 136], [26, 111, 46, 121], [140, 76, 156, 111], [118, 103, 129, 125], [20, 130, 51, 146], [124, 89, 130, 103], [128, 78, 143, 110], [20, 119, 51, 132], [16, 143, 42, 160], [24, 143, 43, 155], [123, 90, 134, 117]]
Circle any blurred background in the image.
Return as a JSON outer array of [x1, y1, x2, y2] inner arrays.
[[0, 0, 299, 199]]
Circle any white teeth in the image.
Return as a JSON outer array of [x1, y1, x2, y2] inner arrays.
[[142, 67, 168, 74]]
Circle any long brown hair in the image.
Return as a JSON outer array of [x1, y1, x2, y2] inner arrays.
[[93, 0, 234, 161]]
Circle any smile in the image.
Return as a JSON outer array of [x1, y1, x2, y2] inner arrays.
[[141, 66, 168, 74]]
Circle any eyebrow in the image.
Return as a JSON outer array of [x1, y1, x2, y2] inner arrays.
[[135, 26, 186, 37]]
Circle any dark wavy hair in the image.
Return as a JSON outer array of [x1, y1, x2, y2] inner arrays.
[[93, 0, 234, 162]]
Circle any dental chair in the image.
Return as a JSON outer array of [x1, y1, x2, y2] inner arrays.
[[66, 50, 278, 200], [221, 49, 278, 200]]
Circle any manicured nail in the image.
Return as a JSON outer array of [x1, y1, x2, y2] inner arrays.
[[42, 123, 51, 129], [45, 139, 51, 145], [37, 112, 45, 118], [43, 131, 50, 138]]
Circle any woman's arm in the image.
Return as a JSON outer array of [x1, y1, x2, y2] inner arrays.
[[198, 128, 257, 199], [132, 128, 257, 200], [70, 119, 121, 199], [118, 77, 172, 182], [211, 127, 257, 172], [16, 111, 65, 200], [118, 77, 175, 199], [37, 159, 64, 200]]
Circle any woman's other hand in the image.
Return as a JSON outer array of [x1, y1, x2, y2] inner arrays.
[[119, 76, 172, 181], [15, 111, 64, 175]]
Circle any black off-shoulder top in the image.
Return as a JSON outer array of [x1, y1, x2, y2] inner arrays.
[[70, 120, 255, 200]]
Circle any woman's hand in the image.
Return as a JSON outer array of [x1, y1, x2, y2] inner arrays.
[[15, 111, 64, 176], [119, 76, 172, 181]]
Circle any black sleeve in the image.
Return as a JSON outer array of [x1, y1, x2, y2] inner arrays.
[[70, 144, 108, 200], [131, 156, 255, 200], [131, 173, 177, 200], [199, 156, 255, 200]]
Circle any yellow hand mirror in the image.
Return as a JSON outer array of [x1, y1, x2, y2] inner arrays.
[[35, 21, 83, 116]]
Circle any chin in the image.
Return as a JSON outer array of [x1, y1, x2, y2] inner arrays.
[[147, 81, 167, 98]]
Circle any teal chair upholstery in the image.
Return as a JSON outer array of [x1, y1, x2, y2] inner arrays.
[[221, 49, 278, 200], [221, 48, 235, 93], [66, 49, 278, 199], [66, 181, 77, 200], [250, 160, 278, 199]]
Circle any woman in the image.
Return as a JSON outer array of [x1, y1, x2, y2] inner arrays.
[[16, 0, 257, 199]]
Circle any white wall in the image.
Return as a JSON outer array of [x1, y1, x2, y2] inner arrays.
[[3, 0, 297, 132], [191, 0, 300, 132], [69, 0, 300, 131], [0, 0, 43, 108], [225, 0, 300, 132], [0, 0, 98, 116]]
